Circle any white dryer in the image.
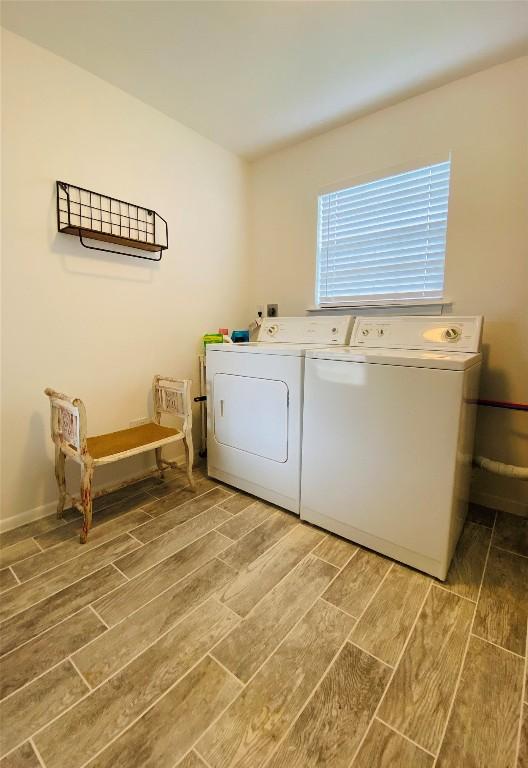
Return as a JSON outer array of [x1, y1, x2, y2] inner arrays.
[[300, 316, 483, 579], [206, 316, 353, 513]]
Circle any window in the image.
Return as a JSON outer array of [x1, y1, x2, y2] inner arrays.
[[316, 159, 451, 307]]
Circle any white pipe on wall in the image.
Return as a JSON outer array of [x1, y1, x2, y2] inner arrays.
[[474, 456, 528, 481]]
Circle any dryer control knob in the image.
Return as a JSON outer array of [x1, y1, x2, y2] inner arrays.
[[444, 327, 461, 342]]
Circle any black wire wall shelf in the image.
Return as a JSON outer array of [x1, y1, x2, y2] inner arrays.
[[56, 181, 168, 261]]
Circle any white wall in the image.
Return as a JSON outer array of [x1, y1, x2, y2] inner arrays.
[[1, 30, 250, 528], [249, 57, 528, 515]]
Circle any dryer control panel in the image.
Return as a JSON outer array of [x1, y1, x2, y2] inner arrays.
[[258, 316, 352, 345], [351, 316, 483, 353]]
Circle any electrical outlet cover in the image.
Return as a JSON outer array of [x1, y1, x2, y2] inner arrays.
[[267, 303, 278, 317]]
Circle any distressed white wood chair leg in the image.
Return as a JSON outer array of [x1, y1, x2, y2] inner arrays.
[[184, 430, 195, 490], [55, 446, 67, 519], [155, 447, 165, 480], [80, 459, 94, 544]]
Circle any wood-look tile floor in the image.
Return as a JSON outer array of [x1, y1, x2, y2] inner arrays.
[[0, 470, 526, 768]]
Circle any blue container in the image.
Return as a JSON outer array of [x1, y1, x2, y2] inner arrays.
[[231, 330, 250, 343]]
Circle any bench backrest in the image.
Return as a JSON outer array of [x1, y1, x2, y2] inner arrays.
[[44, 388, 88, 458], [152, 376, 192, 432]]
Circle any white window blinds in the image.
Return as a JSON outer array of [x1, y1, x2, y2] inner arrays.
[[316, 160, 451, 306]]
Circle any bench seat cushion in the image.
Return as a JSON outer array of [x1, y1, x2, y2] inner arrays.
[[87, 422, 182, 460]]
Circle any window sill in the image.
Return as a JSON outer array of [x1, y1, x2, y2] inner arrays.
[[307, 299, 452, 316]]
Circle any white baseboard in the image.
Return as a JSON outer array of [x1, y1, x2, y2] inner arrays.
[[0, 456, 189, 535], [470, 490, 528, 518], [1, 499, 59, 534]]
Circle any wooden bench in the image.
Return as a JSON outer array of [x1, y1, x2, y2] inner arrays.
[[44, 375, 194, 543]]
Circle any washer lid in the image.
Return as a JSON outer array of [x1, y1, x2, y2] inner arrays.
[[306, 347, 481, 370]]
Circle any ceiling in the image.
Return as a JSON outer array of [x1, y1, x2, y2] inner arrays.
[[2, 1, 527, 159]]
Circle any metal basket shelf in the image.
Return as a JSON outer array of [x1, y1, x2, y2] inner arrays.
[[56, 181, 168, 261]]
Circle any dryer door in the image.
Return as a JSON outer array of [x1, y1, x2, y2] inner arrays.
[[213, 374, 288, 462]]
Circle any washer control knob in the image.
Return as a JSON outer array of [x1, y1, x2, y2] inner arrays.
[[267, 324, 279, 336], [362, 329, 370, 336], [444, 327, 461, 342], [377, 328, 385, 336]]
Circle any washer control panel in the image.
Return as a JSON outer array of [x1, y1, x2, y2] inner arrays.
[[351, 316, 482, 353], [258, 316, 353, 345]]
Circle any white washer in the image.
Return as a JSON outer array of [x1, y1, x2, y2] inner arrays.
[[300, 316, 483, 579], [206, 316, 353, 513]]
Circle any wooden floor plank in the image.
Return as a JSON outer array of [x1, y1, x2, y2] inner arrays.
[[212, 554, 337, 682], [378, 586, 474, 754], [175, 753, 209, 768], [443, 522, 491, 602], [143, 483, 195, 510], [0, 661, 87, 757], [0, 514, 67, 550], [467, 504, 496, 529], [141, 476, 218, 514], [353, 719, 434, 768], [217, 525, 323, 618], [350, 564, 430, 666], [0, 534, 139, 622], [492, 511, 528, 558], [322, 548, 391, 618], [0, 569, 17, 594], [267, 642, 390, 768], [217, 492, 256, 516], [0, 608, 105, 700], [519, 704, 528, 768], [0, 540, 40, 571], [74, 558, 235, 687], [114, 507, 231, 579], [312, 534, 357, 568], [84, 656, 242, 768], [473, 546, 528, 655], [196, 599, 354, 768], [0, 565, 124, 657], [93, 530, 229, 626], [34, 493, 153, 550], [35, 599, 238, 768], [12, 509, 149, 582], [0, 742, 42, 768], [141, 469, 189, 498], [436, 635, 524, 768], [132, 487, 233, 543], [216, 502, 274, 541], [91, 476, 160, 510], [217, 511, 298, 571], [145, 474, 216, 503]]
